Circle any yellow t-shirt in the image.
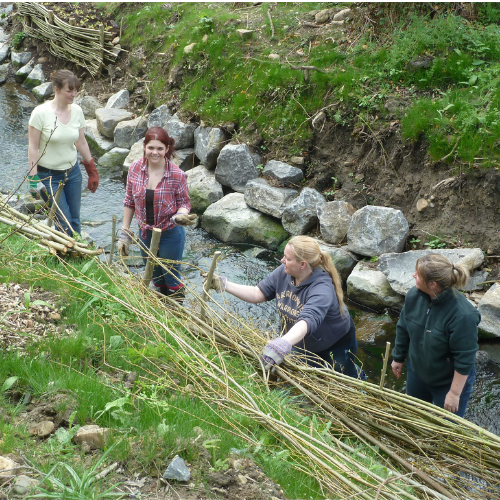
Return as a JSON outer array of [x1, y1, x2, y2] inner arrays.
[[29, 102, 86, 171]]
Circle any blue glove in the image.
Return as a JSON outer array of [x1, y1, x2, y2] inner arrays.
[[261, 338, 292, 370]]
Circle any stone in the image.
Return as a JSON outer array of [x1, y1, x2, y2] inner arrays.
[[316, 241, 358, 282], [148, 104, 173, 129], [114, 116, 148, 148], [186, 165, 224, 214], [194, 126, 227, 169], [95, 108, 134, 138], [13, 475, 38, 495], [29, 420, 54, 438], [281, 188, 326, 235], [263, 160, 303, 185], [201, 193, 288, 250], [105, 89, 129, 109], [163, 455, 191, 482], [315, 9, 330, 24], [215, 144, 260, 193], [416, 198, 429, 212], [14, 59, 34, 83], [11, 50, 31, 68], [84, 119, 116, 157], [73, 425, 110, 450], [31, 82, 53, 101], [317, 201, 356, 245], [347, 261, 405, 311], [173, 148, 199, 172], [291, 156, 305, 165], [165, 114, 197, 149], [75, 95, 100, 119], [0, 62, 8, 84], [408, 57, 434, 70], [268, 53, 279, 60], [22, 63, 45, 89], [347, 206, 409, 257], [0, 456, 19, 484], [478, 284, 500, 338], [0, 43, 9, 64], [244, 178, 298, 218], [123, 139, 144, 172], [236, 29, 254, 40], [184, 42, 196, 54], [97, 147, 130, 169], [333, 8, 352, 21], [377, 248, 485, 296]]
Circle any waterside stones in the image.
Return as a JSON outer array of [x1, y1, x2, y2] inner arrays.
[[31, 81, 53, 101], [186, 165, 224, 214], [262, 160, 303, 185], [194, 126, 227, 169], [244, 178, 298, 219], [22, 63, 45, 89], [317, 201, 356, 245], [478, 284, 500, 337], [95, 108, 134, 138], [281, 188, 326, 235], [114, 116, 148, 148], [11, 50, 31, 68], [215, 144, 260, 193]]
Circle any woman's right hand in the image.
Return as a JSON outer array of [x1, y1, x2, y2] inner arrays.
[[391, 360, 403, 379], [117, 229, 134, 256]]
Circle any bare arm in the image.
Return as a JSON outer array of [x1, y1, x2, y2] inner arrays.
[[224, 281, 266, 304], [282, 320, 308, 346], [28, 126, 42, 175], [444, 371, 469, 413], [122, 206, 135, 230], [75, 128, 92, 163]]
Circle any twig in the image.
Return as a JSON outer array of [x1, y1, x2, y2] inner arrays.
[[437, 136, 461, 164], [267, 8, 275, 38], [379, 341, 391, 390]]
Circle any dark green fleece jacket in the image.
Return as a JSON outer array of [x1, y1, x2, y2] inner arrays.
[[392, 286, 480, 387]]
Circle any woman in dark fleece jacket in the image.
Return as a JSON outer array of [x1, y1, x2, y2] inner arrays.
[[391, 253, 481, 418], [207, 235, 364, 378]]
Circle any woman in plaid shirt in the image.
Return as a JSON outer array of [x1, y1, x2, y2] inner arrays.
[[118, 127, 194, 301]]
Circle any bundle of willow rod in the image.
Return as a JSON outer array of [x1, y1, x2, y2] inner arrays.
[[17, 2, 116, 75], [0, 199, 102, 257], [14, 250, 500, 500]]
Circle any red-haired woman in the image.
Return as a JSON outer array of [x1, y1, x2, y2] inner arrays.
[[118, 127, 193, 300]]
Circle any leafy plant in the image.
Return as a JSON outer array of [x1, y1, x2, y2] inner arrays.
[[11, 31, 26, 49], [324, 176, 339, 197], [424, 237, 447, 249], [409, 238, 421, 249]]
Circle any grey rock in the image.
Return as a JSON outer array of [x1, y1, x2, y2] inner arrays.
[[333, 8, 352, 21], [244, 178, 298, 218], [0, 5, 13, 16], [123, 139, 144, 173], [281, 188, 326, 235], [84, 119, 115, 157], [194, 126, 227, 169], [105, 89, 129, 109], [0, 62, 8, 84], [97, 147, 130, 169], [215, 144, 260, 193], [408, 57, 434, 70], [201, 193, 288, 250], [316, 241, 358, 282], [317, 201, 356, 245], [263, 160, 303, 185], [114, 116, 148, 148], [31, 82, 53, 101], [0, 456, 20, 485], [186, 165, 224, 214], [22, 63, 45, 89], [165, 115, 197, 149], [75, 95, 100, 119], [377, 248, 485, 295], [13, 475, 38, 495], [347, 206, 409, 257], [73, 425, 110, 450], [95, 108, 134, 138], [173, 148, 199, 172], [315, 9, 330, 24], [478, 284, 500, 338], [148, 104, 173, 129], [14, 59, 34, 83], [0, 43, 9, 64], [11, 50, 31, 68], [347, 261, 405, 311], [163, 455, 191, 482]]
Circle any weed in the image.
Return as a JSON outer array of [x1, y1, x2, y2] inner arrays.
[[323, 176, 339, 198], [11, 31, 26, 49], [424, 237, 447, 249], [409, 238, 421, 249]]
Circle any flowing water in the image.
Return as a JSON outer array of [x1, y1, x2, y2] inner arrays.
[[1, 82, 499, 434]]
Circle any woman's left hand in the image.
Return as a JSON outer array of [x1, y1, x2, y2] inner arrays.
[[171, 213, 197, 226], [444, 391, 460, 413], [82, 158, 99, 193]]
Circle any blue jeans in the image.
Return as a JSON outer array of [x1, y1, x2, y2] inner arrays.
[[139, 226, 186, 290], [406, 359, 476, 418], [38, 163, 82, 235]]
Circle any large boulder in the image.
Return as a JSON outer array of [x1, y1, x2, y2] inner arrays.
[[281, 188, 326, 235], [263, 160, 303, 185], [14, 59, 34, 83], [84, 119, 115, 157], [316, 240, 358, 283], [31, 82, 53, 101], [201, 193, 288, 250], [377, 248, 485, 295], [186, 165, 224, 214], [105, 89, 129, 109], [347, 261, 404, 311], [215, 144, 260, 193], [0, 43, 10, 64], [347, 206, 409, 257], [173, 148, 199, 172], [478, 284, 500, 338], [318, 201, 356, 245], [95, 108, 134, 138], [114, 116, 148, 148], [11, 51, 31, 68], [123, 139, 143, 173], [165, 114, 197, 149], [244, 178, 298, 218], [148, 104, 173, 129], [0, 62, 8, 84], [75, 95, 100, 119], [22, 64, 44, 89], [97, 147, 130, 169], [194, 126, 227, 169]]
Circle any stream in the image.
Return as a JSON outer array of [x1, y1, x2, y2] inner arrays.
[[1, 81, 499, 435]]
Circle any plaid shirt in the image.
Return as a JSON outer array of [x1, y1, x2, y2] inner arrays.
[[124, 157, 191, 238]]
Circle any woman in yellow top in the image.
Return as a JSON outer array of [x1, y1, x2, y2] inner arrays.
[[28, 69, 99, 235]]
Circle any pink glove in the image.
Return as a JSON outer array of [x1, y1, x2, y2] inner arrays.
[[261, 338, 292, 370]]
